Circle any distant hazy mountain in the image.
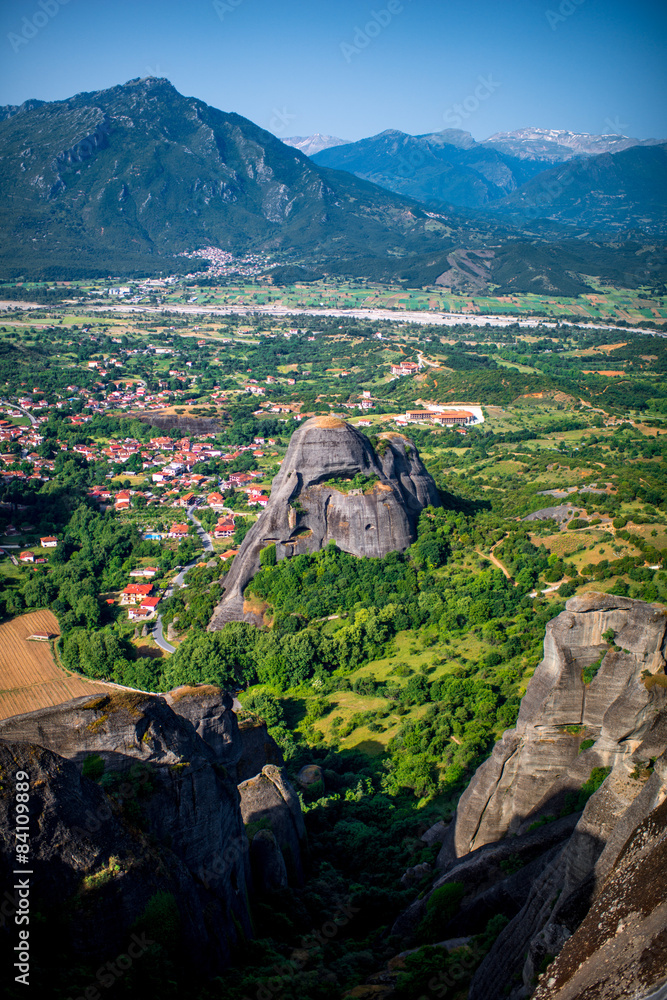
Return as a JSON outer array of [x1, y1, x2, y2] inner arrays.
[[283, 134, 350, 156], [482, 126, 663, 163], [312, 128, 554, 209], [312, 125, 667, 233], [499, 142, 667, 235]]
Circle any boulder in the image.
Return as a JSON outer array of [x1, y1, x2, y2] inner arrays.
[[239, 764, 307, 886]]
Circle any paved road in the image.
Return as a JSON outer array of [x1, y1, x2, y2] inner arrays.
[[152, 614, 175, 654], [0, 397, 37, 426], [151, 505, 214, 653]]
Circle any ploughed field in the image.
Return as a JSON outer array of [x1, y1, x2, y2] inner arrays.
[[0, 610, 111, 720]]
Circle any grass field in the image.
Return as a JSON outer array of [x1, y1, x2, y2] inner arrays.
[[0, 610, 112, 720]]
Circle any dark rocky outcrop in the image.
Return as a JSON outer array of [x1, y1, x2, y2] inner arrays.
[[391, 594, 667, 999], [0, 739, 242, 988], [0, 685, 307, 982], [209, 417, 440, 627], [239, 764, 308, 889], [164, 685, 241, 767]]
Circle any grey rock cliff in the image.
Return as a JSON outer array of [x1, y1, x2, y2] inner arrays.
[[389, 595, 667, 999], [239, 764, 308, 888], [209, 417, 440, 627], [438, 593, 667, 864]]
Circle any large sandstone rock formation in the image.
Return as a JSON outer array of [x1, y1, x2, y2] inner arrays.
[[0, 685, 307, 980], [392, 594, 667, 999], [209, 416, 440, 627], [439, 592, 667, 863]]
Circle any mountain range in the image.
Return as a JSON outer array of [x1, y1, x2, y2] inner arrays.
[[311, 126, 667, 232], [0, 78, 665, 292], [283, 133, 350, 156]]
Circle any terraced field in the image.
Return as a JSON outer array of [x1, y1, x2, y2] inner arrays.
[[0, 610, 111, 720]]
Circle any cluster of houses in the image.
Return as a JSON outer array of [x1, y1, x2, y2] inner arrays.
[[397, 408, 476, 427], [390, 360, 422, 377], [119, 582, 161, 622]]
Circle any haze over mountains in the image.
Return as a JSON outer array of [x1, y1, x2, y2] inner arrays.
[[0, 77, 665, 293], [310, 126, 667, 232]]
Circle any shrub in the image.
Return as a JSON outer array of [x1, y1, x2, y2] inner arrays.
[[418, 882, 465, 943], [81, 754, 105, 781], [582, 653, 604, 685]]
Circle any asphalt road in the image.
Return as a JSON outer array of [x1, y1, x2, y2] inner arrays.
[[151, 505, 214, 653]]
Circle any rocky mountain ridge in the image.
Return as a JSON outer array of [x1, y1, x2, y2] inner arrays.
[[0, 77, 496, 280], [209, 417, 441, 629], [2, 78, 663, 291], [312, 126, 667, 233], [283, 133, 350, 156]]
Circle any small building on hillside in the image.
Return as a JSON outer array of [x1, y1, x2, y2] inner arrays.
[[40, 536, 58, 548], [121, 583, 154, 605], [391, 361, 421, 376]]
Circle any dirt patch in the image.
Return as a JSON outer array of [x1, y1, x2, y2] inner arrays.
[[169, 684, 222, 702], [243, 594, 268, 617]]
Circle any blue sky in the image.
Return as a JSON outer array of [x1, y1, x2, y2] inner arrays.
[[1, 0, 665, 141]]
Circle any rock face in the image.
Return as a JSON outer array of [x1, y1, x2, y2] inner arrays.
[[401, 593, 667, 999], [0, 685, 308, 980], [439, 593, 667, 863], [164, 685, 241, 767], [209, 417, 440, 627], [238, 764, 308, 891], [0, 691, 253, 979], [0, 739, 239, 991]]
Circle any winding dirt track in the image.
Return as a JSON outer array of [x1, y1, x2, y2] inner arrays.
[[476, 541, 513, 581]]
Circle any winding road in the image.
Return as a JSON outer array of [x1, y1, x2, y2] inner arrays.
[[0, 397, 37, 427], [151, 504, 214, 654], [476, 539, 513, 581]]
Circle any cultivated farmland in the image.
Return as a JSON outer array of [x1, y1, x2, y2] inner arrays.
[[0, 610, 112, 720]]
